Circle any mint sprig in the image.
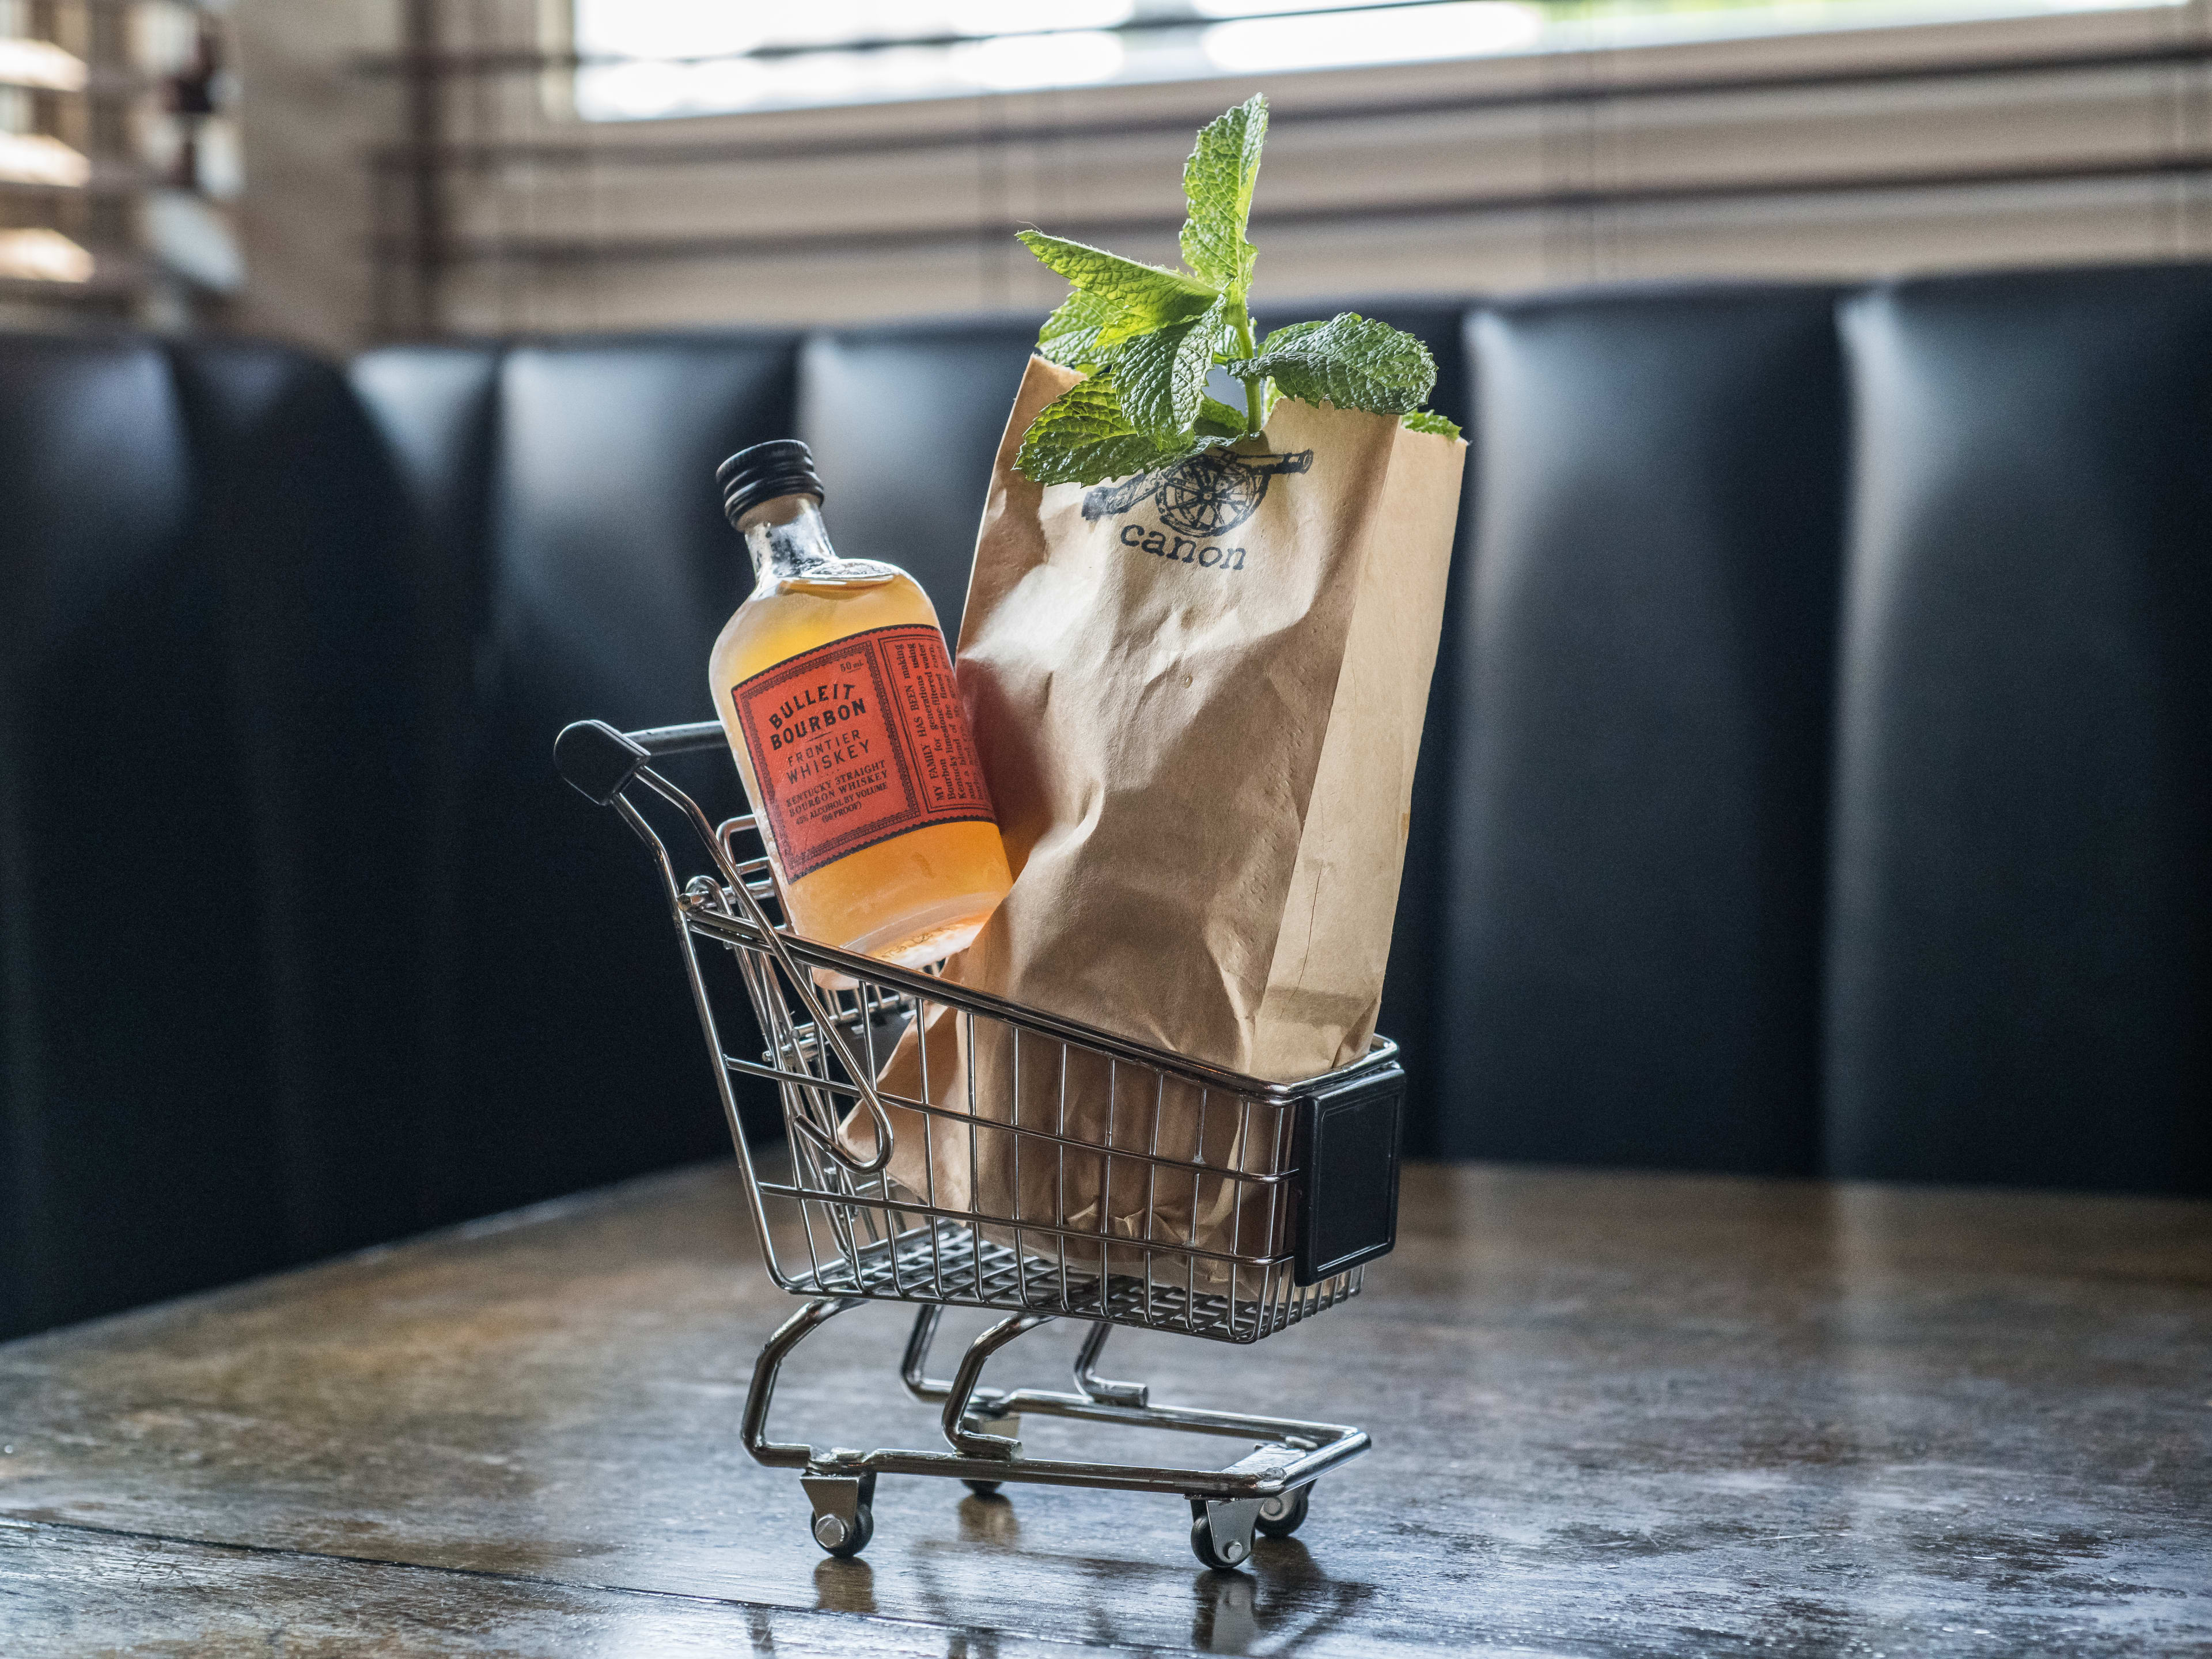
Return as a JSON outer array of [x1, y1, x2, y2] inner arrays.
[[1014, 94, 1456, 487], [1219, 312, 1437, 418], [1013, 372, 1221, 487], [1179, 92, 1266, 304]]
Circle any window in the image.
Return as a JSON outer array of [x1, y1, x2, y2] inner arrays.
[[570, 0, 2171, 122]]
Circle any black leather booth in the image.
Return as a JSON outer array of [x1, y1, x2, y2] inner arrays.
[[4, 264, 2207, 1340]]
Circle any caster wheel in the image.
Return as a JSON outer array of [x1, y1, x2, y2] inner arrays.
[[1256, 1484, 1310, 1537], [962, 1479, 1003, 1497], [1191, 1512, 1234, 1570], [813, 1503, 874, 1558], [1189, 1508, 1255, 1570]]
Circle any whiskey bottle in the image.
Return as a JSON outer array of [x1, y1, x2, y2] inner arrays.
[[709, 441, 1012, 969]]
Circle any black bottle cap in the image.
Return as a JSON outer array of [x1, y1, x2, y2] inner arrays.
[[718, 440, 824, 529]]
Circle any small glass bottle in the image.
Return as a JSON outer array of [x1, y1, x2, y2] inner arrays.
[[709, 440, 1012, 969]]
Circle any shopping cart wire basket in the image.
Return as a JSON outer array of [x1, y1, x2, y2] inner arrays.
[[555, 717, 1406, 1568]]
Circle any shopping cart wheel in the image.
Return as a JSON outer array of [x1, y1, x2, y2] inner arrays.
[[1188, 1498, 1261, 1571], [804, 1472, 877, 1559], [812, 1503, 874, 1558], [1255, 1484, 1311, 1538], [961, 1479, 1003, 1497]]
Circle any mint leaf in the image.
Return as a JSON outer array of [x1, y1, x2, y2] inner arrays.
[[1402, 408, 1462, 440], [1181, 94, 1267, 299], [1195, 395, 1249, 440], [1014, 373, 1205, 486], [1114, 296, 1225, 432], [1222, 312, 1436, 416], [1018, 232, 1217, 330], [1037, 287, 1124, 369]]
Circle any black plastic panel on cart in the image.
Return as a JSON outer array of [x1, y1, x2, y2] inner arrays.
[[1294, 1060, 1406, 1286]]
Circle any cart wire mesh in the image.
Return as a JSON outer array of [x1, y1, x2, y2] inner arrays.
[[621, 766, 1370, 1347]]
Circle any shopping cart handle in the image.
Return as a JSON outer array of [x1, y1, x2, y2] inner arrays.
[[554, 718, 725, 805]]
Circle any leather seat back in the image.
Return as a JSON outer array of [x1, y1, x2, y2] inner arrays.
[[1438, 287, 1848, 1172], [353, 334, 802, 1222], [1828, 266, 2212, 1191], [0, 336, 419, 1334]]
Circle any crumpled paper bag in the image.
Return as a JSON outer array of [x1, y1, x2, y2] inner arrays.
[[861, 355, 1463, 1271]]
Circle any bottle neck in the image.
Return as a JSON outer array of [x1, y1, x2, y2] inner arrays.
[[737, 494, 839, 581]]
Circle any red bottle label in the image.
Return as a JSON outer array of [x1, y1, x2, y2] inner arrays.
[[729, 623, 995, 881]]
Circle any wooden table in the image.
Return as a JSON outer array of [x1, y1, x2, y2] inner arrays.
[[3, 1162, 2208, 1656]]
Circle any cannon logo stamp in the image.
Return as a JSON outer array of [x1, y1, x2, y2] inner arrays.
[[1081, 446, 1313, 539]]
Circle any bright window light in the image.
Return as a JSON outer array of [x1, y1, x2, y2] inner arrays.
[[951, 29, 1126, 91], [1205, 3, 1544, 72], [577, 1, 762, 62], [0, 36, 88, 92], [0, 227, 95, 283], [0, 131, 90, 188], [571, 0, 2187, 121], [949, 1, 1137, 33], [1191, 0, 1432, 14]]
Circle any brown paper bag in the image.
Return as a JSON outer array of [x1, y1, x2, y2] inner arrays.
[[866, 356, 1464, 1268]]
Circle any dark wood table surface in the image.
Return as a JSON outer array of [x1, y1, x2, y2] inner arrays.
[[3, 1161, 2208, 1656]]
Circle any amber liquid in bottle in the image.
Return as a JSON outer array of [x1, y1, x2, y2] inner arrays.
[[710, 491, 1012, 969]]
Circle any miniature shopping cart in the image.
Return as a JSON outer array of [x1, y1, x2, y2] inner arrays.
[[555, 717, 1406, 1569]]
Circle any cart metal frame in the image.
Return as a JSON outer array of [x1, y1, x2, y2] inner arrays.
[[555, 717, 1406, 1569]]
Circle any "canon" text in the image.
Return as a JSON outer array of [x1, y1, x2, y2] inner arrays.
[[1119, 524, 1247, 570]]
